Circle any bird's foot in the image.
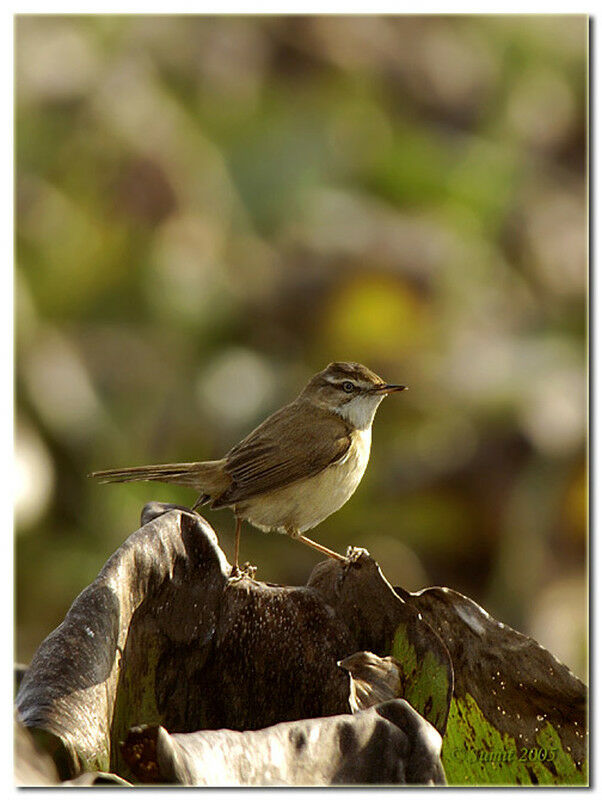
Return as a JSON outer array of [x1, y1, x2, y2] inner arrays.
[[227, 562, 257, 582], [345, 546, 370, 562], [241, 561, 258, 580]]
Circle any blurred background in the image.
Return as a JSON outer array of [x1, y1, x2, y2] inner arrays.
[[15, 15, 587, 678]]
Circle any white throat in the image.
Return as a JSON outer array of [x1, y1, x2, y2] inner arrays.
[[335, 394, 385, 430]]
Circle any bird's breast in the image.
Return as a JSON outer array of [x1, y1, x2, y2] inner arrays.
[[338, 426, 372, 474], [238, 426, 372, 534]]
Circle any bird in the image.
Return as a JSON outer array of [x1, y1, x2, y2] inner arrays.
[[91, 361, 407, 574]]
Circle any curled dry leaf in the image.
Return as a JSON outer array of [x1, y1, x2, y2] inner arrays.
[[121, 699, 445, 785], [338, 651, 403, 711], [16, 504, 450, 783], [396, 586, 587, 785], [15, 504, 587, 785]]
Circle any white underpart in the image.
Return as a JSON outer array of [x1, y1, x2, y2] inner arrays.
[[238, 409, 375, 534], [235, 384, 386, 534], [335, 392, 386, 430]]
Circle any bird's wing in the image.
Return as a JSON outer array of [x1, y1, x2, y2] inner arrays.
[[212, 402, 352, 507]]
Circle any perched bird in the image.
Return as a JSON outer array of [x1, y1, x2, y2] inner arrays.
[[91, 361, 407, 573]]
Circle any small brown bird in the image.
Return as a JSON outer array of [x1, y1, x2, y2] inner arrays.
[[91, 362, 407, 573]]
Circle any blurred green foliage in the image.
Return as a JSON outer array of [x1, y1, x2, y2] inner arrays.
[[15, 15, 587, 678]]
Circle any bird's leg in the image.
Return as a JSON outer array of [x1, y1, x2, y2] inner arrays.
[[231, 516, 242, 576], [287, 528, 346, 562]]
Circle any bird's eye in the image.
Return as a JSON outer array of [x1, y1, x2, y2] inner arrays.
[[342, 381, 355, 393]]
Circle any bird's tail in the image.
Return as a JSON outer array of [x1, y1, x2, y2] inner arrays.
[[89, 460, 229, 496]]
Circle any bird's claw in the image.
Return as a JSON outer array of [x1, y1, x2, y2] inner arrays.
[[345, 546, 370, 562], [227, 562, 257, 582], [242, 561, 258, 580]]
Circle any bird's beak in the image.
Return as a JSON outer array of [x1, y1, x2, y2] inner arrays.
[[373, 384, 408, 394]]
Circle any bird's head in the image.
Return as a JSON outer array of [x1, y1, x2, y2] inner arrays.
[[300, 361, 407, 429]]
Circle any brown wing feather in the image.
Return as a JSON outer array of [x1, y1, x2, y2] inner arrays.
[[212, 401, 352, 508]]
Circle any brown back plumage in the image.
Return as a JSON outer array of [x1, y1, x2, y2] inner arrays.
[[90, 397, 352, 509], [213, 400, 352, 508], [90, 361, 386, 509]]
